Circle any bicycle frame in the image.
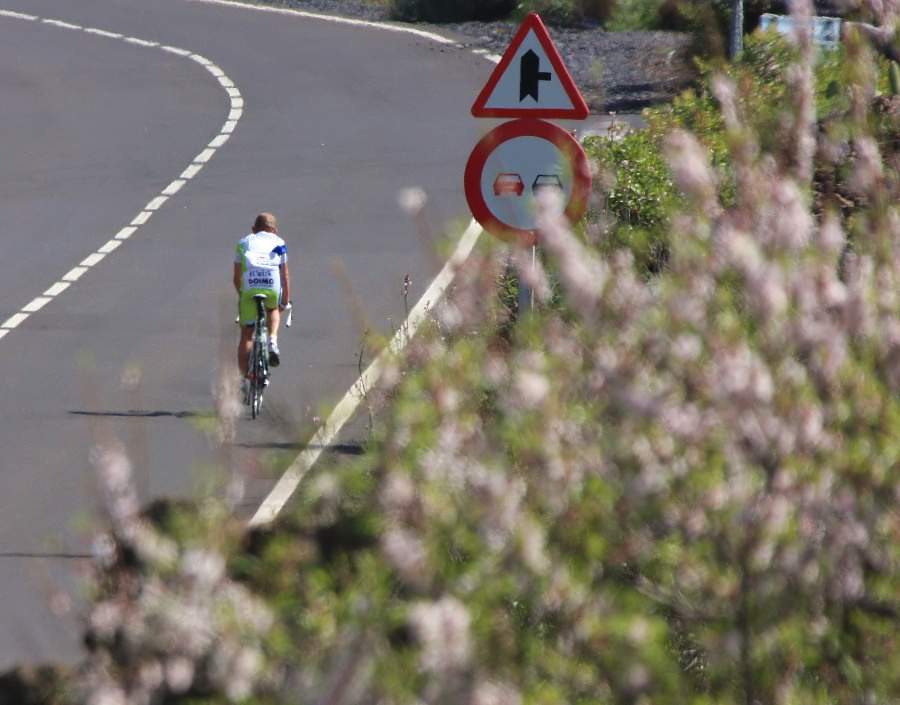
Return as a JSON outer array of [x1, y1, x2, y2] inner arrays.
[[246, 294, 269, 419]]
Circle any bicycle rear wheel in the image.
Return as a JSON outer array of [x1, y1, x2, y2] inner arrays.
[[248, 293, 269, 420], [249, 339, 264, 419]]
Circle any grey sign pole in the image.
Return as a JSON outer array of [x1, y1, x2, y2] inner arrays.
[[518, 245, 536, 315]]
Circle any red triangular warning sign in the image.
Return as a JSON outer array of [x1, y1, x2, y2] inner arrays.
[[471, 13, 589, 120]]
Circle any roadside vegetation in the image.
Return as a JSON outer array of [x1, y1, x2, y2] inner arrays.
[[385, 0, 737, 49], [584, 26, 861, 274], [3, 0, 900, 703], [385, 0, 720, 29]]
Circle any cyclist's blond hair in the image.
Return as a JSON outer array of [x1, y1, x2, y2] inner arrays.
[[253, 212, 277, 233]]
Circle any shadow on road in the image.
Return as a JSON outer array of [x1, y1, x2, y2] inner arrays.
[[67, 409, 215, 419], [233, 441, 365, 455]]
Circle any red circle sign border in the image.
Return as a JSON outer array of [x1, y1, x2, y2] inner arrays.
[[464, 118, 592, 247]]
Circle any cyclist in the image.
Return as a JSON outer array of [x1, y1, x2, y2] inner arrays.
[[234, 212, 291, 385]]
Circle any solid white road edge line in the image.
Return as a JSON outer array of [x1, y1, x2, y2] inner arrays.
[[204, 0, 501, 526], [247, 217, 484, 527], [0, 9, 242, 339], [189, 0, 459, 45]]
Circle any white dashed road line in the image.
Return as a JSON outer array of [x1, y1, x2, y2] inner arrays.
[[0, 9, 243, 342], [0, 2, 491, 526]]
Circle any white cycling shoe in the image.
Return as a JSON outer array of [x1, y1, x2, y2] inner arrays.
[[268, 340, 281, 367]]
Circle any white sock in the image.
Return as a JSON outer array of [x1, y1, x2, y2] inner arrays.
[[270, 335, 278, 346]]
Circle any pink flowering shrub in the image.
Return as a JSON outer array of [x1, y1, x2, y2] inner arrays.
[[584, 23, 875, 275], [44, 3, 898, 703], [307, 3, 896, 702], [73, 445, 276, 705]]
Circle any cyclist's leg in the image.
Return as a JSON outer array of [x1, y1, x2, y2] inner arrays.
[[238, 289, 266, 376], [238, 325, 254, 377], [261, 289, 282, 366], [266, 307, 281, 337]]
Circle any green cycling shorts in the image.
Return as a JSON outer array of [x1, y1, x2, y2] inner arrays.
[[239, 288, 279, 326]]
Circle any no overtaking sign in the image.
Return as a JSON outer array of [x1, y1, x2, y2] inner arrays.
[[464, 118, 591, 246]]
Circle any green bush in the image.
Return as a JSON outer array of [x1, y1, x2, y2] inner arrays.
[[586, 123, 679, 273], [584, 29, 859, 273], [606, 0, 729, 44], [518, 0, 616, 23], [391, 0, 614, 25], [605, 0, 666, 30], [25, 9, 900, 705], [389, 0, 516, 22], [317, 15, 898, 702], [228, 26, 897, 703]]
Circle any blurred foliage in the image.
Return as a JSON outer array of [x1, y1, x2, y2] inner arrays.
[[0, 666, 72, 705], [607, 0, 731, 40], [389, 0, 516, 22], [584, 28, 873, 273], [7, 7, 900, 705], [389, 0, 617, 24], [587, 123, 679, 274], [605, 0, 668, 30], [517, 0, 616, 23], [210, 18, 900, 695]]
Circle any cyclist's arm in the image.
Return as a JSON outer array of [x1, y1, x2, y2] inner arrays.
[[279, 262, 291, 308], [233, 262, 243, 295]]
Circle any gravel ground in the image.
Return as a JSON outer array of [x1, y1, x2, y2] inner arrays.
[[255, 0, 697, 112]]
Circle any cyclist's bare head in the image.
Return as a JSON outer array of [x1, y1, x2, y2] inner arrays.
[[252, 212, 278, 233]]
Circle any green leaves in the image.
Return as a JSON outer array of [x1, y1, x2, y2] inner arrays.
[[54, 11, 900, 705], [389, 0, 516, 22]]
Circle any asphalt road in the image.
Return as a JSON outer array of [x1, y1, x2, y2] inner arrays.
[[0, 0, 488, 669]]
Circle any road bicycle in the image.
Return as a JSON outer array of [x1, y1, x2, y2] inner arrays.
[[244, 294, 270, 419], [242, 295, 292, 419]]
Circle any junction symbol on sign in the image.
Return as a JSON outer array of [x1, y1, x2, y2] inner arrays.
[[471, 12, 589, 120]]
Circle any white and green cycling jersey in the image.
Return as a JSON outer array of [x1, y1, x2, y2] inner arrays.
[[235, 231, 287, 324]]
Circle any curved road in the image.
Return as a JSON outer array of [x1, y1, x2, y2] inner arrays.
[[0, 0, 487, 669]]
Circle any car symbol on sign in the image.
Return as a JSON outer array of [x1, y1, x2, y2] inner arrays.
[[532, 173, 564, 194], [493, 172, 525, 196]]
